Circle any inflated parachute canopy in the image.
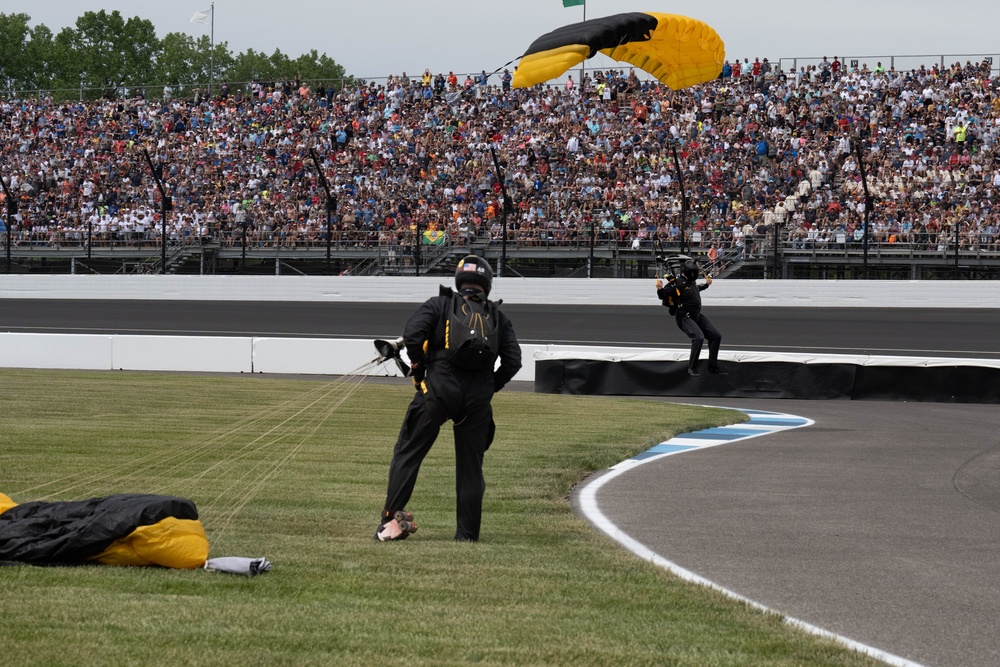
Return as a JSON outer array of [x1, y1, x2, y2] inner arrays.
[[513, 12, 724, 91], [0, 492, 209, 569]]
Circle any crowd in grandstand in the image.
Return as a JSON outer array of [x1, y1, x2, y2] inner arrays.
[[2, 56, 1000, 258]]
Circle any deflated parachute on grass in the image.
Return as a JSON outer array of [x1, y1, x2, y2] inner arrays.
[[512, 12, 725, 91], [0, 492, 209, 569]]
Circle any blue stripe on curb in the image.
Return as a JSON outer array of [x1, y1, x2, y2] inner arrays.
[[647, 444, 699, 454], [681, 427, 765, 439], [626, 409, 813, 463], [746, 417, 810, 427]]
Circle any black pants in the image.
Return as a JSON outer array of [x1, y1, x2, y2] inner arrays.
[[382, 390, 495, 541], [677, 312, 722, 369]]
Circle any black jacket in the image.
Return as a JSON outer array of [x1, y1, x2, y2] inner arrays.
[[404, 289, 521, 401], [673, 274, 709, 318]]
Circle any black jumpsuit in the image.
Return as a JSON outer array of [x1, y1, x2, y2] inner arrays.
[[660, 274, 723, 372], [381, 288, 521, 541]]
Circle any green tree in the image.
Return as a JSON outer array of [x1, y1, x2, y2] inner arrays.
[[23, 24, 61, 93], [52, 26, 85, 97], [156, 32, 197, 86], [0, 13, 31, 93], [69, 10, 160, 95], [191, 36, 234, 93], [0, 9, 352, 101], [290, 50, 349, 89], [228, 48, 277, 85]]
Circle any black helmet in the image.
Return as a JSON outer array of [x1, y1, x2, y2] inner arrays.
[[455, 255, 493, 296], [682, 259, 699, 279]]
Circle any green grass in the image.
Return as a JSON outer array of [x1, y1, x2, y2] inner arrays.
[[0, 370, 883, 667]]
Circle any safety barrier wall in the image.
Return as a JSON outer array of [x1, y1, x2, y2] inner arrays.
[[2, 276, 999, 308], [1, 277, 997, 381], [0, 332, 588, 382]]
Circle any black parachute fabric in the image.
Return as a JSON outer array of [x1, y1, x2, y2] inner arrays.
[[0, 493, 207, 567], [521, 12, 658, 60]]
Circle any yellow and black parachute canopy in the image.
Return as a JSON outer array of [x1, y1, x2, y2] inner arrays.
[[512, 12, 725, 91], [0, 492, 208, 569]]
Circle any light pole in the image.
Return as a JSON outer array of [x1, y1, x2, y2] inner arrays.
[[954, 218, 961, 279], [670, 141, 689, 255], [309, 149, 337, 275], [0, 171, 17, 273], [142, 149, 172, 273], [489, 144, 512, 277], [854, 134, 874, 279]]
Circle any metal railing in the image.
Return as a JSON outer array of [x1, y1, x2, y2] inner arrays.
[[3, 226, 999, 256], [776, 53, 998, 77]]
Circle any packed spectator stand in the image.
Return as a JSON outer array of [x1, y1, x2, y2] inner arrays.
[[2, 57, 999, 277]]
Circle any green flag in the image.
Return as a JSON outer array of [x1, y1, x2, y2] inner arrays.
[[562, 0, 585, 6]]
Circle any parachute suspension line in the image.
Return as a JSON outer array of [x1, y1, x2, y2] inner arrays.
[[206, 370, 369, 541], [162, 374, 360, 499], [175, 373, 373, 504], [193, 369, 368, 509], [16, 378, 345, 501], [212, 369, 377, 538], [15, 358, 383, 503], [168, 368, 372, 482]]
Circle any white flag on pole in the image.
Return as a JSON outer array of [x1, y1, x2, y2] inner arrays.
[[190, 9, 211, 24]]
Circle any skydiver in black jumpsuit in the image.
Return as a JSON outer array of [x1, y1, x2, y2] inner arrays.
[[658, 259, 725, 376], [377, 256, 521, 542]]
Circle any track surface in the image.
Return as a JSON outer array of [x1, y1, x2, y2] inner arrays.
[[4, 299, 999, 666], [585, 398, 1000, 667], [3, 300, 1000, 359]]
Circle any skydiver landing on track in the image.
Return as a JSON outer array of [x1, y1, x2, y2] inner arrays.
[[657, 259, 725, 377]]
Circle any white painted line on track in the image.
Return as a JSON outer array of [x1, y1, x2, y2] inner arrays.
[[577, 408, 928, 667]]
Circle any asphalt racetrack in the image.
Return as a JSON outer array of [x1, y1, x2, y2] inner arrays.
[[3, 300, 1000, 360], [4, 299, 1000, 666]]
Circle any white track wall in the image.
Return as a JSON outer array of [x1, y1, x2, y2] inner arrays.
[[1, 275, 998, 307], [1, 277, 997, 381]]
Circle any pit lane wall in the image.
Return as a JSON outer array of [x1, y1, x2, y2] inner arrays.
[[1, 277, 998, 402]]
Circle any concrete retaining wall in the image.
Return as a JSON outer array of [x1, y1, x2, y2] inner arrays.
[[2, 275, 999, 308], [1, 276, 996, 382]]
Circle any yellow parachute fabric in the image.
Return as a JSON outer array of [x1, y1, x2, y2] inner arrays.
[[89, 516, 209, 569], [0, 492, 209, 569], [0, 493, 16, 515], [513, 12, 724, 91]]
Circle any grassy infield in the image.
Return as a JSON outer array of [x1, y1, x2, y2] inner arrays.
[[0, 370, 882, 667]]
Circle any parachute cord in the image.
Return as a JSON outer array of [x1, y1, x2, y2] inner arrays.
[[15, 358, 384, 503], [206, 370, 370, 541], [16, 379, 340, 501], [193, 369, 369, 511], [445, 59, 519, 109]]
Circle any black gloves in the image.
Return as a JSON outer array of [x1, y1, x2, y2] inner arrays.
[[410, 362, 425, 386]]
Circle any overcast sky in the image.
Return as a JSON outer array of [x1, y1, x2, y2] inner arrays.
[[5, 1, 1000, 79]]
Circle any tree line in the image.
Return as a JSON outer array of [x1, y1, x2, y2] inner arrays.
[[0, 10, 351, 100]]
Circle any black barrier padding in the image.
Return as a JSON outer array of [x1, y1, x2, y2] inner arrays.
[[853, 365, 1000, 403], [534, 360, 1000, 404], [536, 360, 856, 399]]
